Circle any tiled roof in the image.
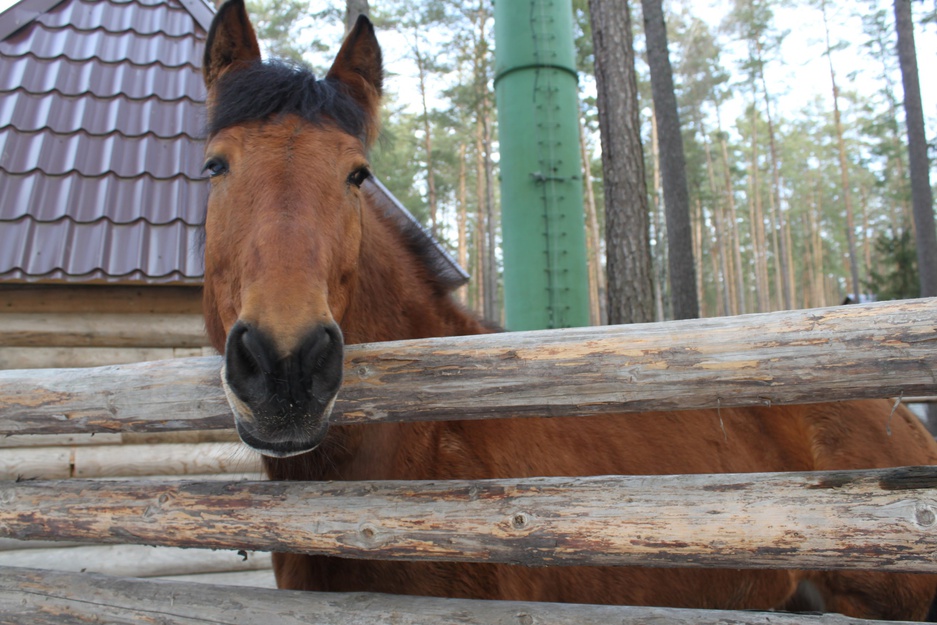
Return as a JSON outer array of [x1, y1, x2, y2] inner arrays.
[[0, 0, 467, 289], [0, 0, 211, 284]]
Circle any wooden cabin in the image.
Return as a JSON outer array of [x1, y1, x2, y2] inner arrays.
[[0, 0, 214, 369]]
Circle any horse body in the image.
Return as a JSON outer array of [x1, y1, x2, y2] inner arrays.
[[200, 2, 937, 619]]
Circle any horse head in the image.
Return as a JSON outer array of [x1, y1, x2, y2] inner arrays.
[[201, 0, 382, 457]]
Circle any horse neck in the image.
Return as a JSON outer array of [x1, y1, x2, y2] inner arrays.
[[340, 198, 489, 345]]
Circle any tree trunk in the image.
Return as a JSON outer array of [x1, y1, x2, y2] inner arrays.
[[755, 44, 792, 310], [457, 143, 468, 304], [344, 0, 369, 35], [413, 39, 438, 238], [588, 0, 654, 325], [640, 0, 699, 320], [703, 132, 732, 316], [651, 110, 667, 321], [748, 97, 769, 313], [579, 110, 605, 325], [474, 116, 486, 317], [821, 0, 862, 301], [716, 105, 746, 315], [482, 104, 499, 324], [894, 0, 937, 297]]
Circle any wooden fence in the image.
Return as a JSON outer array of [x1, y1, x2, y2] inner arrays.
[[1, 298, 937, 624]]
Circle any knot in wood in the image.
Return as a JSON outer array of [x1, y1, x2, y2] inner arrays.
[[915, 504, 936, 528], [359, 524, 377, 540], [511, 512, 530, 530], [515, 614, 534, 625]]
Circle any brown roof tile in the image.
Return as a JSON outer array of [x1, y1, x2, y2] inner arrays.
[[0, 0, 467, 289], [0, 0, 209, 285]]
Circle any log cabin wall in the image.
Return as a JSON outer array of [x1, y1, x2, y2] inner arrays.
[[0, 284, 215, 369]]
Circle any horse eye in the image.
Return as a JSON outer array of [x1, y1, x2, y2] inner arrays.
[[202, 158, 229, 178], [347, 167, 371, 188]]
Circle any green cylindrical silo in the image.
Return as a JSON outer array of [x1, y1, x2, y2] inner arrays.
[[493, 0, 590, 331]]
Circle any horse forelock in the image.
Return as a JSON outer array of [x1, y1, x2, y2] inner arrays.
[[206, 59, 373, 143]]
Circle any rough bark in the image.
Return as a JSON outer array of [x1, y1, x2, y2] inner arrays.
[[640, 0, 699, 319], [588, 0, 654, 325], [3, 467, 937, 571], [2, 299, 936, 434], [0, 566, 903, 625], [894, 0, 937, 297]]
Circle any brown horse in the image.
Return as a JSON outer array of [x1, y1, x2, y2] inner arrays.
[[200, 1, 937, 619]]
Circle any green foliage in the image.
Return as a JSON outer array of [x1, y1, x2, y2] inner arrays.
[[865, 229, 920, 300]]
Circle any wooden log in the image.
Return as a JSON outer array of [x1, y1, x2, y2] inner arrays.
[[0, 346, 216, 370], [0, 433, 123, 448], [0, 443, 261, 480], [2, 466, 937, 572], [0, 545, 270, 578], [1, 298, 936, 436], [155, 569, 277, 588], [0, 430, 237, 449], [0, 284, 203, 314], [0, 566, 917, 625], [0, 313, 210, 348], [0, 539, 83, 551]]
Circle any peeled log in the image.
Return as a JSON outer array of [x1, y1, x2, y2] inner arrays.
[[1, 298, 936, 436], [0, 566, 905, 625], [1, 467, 937, 572]]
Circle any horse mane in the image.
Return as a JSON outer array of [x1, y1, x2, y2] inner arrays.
[[206, 59, 373, 143]]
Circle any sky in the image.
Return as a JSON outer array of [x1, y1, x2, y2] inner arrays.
[[2, 0, 934, 141]]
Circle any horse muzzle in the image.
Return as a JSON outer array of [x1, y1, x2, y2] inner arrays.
[[221, 320, 344, 458]]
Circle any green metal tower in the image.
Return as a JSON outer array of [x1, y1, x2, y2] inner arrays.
[[493, 0, 591, 331]]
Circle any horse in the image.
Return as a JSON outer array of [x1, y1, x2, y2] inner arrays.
[[199, 1, 937, 619]]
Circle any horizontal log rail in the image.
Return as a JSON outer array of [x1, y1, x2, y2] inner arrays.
[[0, 567, 911, 625], [0, 313, 210, 348], [1, 298, 936, 436], [2, 466, 937, 573]]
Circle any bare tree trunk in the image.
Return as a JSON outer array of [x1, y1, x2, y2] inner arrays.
[[755, 43, 792, 310], [693, 194, 707, 316], [457, 143, 468, 305], [344, 0, 369, 35], [651, 110, 667, 321], [474, 115, 487, 318], [413, 38, 438, 238], [894, 0, 937, 297], [716, 105, 746, 315], [861, 185, 872, 281], [482, 105, 499, 324], [748, 95, 769, 313], [701, 123, 732, 316], [579, 111, 605, 325], [640, 0, 698, 320], [811, 179, 827, 307], [588, 0, 655, 325], [820, 0, 862, 301]]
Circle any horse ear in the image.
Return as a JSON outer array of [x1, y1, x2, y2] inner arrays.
[[203, 0, 262, 91], [326, 15, 383, 143]]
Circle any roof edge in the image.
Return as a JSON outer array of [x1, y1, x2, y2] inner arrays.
[[0, 0, 64, 41], [177, 0, 213, 32], [0, 0, 215, 42]]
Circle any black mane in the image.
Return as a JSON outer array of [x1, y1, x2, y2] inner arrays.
[[207, 60, 370, 141]]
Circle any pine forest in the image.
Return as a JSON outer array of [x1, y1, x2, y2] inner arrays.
[[244, 0, 937, 326]]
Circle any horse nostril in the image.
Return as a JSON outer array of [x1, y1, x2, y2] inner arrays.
[[297, 324, 344, 401], [224, 321, 276, 402]]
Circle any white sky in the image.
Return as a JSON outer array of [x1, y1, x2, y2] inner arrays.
[[2, 0, 933, 140]]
